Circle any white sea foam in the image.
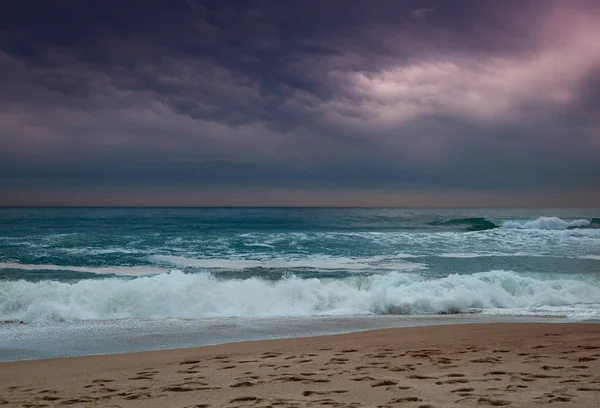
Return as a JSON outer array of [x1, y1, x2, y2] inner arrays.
[[1, 270, 599, 322], [502, 216, 591, 230], [61, 247, 146, 255], [0, 262, 168, 276], [149, 254, 426, 271], [480, 304, 600, 318], [437, 252, 584, 258], [439, 252, 506, 258]]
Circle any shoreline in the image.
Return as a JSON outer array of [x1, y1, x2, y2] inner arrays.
[[0, 314, 584, 363], [2, 322, 600, 407]]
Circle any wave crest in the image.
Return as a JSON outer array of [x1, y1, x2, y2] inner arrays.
[[1, 270, 598, 322], [502, 216, 593, 230], [428, 217, 498, 231]]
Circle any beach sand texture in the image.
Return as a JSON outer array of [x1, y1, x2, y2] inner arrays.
[[1, 323, 600, 407]]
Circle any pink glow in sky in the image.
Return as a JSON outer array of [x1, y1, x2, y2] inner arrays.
[[0, 0, 599, 206]]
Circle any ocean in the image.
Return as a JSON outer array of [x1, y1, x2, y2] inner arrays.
[[1, 207, 599, 361]]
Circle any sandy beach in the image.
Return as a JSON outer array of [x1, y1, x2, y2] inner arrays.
[[1, 323, 600, 407]]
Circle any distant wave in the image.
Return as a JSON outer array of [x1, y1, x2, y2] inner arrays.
[[1, 270, 599, 322], [0, 262, 167, 276], [427, 217, 498, 231], [149, 255, 426, 272], [429, 216, 598, 232], [502, 216, 595, 230]]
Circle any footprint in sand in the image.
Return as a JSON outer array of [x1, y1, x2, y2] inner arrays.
[[237, 375, 259, 380], [541, 365, 564, 370], [529, 373, 560, 379], [371, 380, 397, 387], [60, 397, 97, 404], [436, 378, 469, 385], [477, 397, 511, 406], [229, 396, 259, 403], [162, 385, 221, 392], [93, 386, 118, 393], [451, 387, 475, 393], [505, 384, 528, 391], [534, 393, 572, 403], [162, 386, 196, 392], [37, 395, 62, 401], [303, 390, 348, 396], [121, 392, 152, 400], [408, 374, 438, 380], [178, 369, 199, 374], [351, 376, 375, 382], [180, 359, 201, 365], [549, 397, 571, 403], [230, 381, 256, 388], [277, 375, 330, 384], [484, 371, 508, 376], [328, 358, 348, 363], [471, 357, 502, 363], [389, 396, 422, 403], [436, 358, 454, 365], [367, 353, 389, 359]]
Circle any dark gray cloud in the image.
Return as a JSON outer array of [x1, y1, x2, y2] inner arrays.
[[0, 0, 599, 205]]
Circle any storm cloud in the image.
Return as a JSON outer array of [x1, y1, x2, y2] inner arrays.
[[1, 0, 599, 206]]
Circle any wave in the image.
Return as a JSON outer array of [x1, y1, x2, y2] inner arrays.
[[502, 216, 594, 230], [149, 255, 426, 272], [427, 217, 498, 231], [1, 270, 599, 322], [0, 262, 168, 276], [427, 216, 598, 232]]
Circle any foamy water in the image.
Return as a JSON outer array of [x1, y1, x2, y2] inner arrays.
[[1, 208, 599, 325], [2, 270, 599, 322]]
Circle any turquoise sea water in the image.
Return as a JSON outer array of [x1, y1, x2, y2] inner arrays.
[[1, 207, 599, 322]]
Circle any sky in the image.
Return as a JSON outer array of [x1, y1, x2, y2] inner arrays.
[[1, 0, 599, 207]]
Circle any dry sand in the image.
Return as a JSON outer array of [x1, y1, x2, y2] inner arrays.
[[1, 323, 600, 407]]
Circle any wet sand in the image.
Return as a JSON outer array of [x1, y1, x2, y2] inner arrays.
[[1, 323, 600, 407]]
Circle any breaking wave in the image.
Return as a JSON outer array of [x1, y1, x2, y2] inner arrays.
[[502, 216, 594, 230], [428, 217, 498, 231], [429, 216, 598, 232], [1, 270, 599, 322]]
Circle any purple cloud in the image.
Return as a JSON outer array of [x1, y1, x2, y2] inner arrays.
[[0, 0, 598, 206]]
